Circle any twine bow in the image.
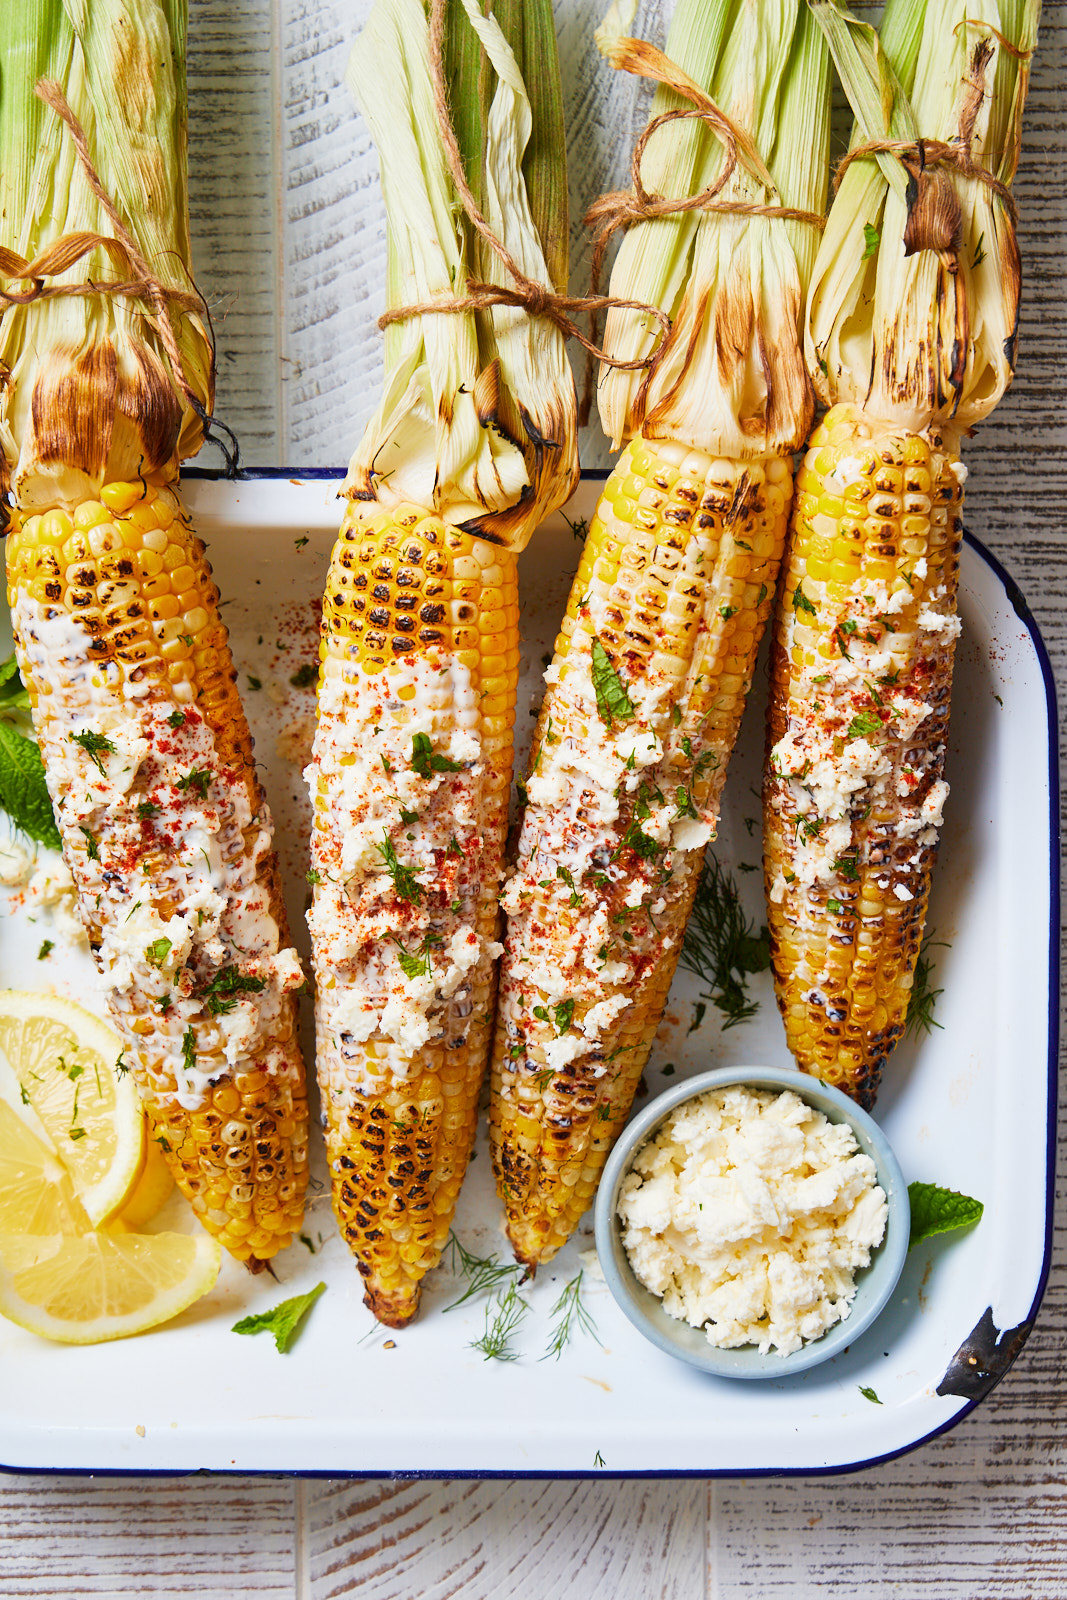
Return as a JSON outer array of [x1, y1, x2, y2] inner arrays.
[[0, 80, 237, 470]]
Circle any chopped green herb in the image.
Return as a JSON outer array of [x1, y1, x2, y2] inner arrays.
[[846, 711, 882, 741], [231, 1282, 326, 1353], [79, 825, 100, 861], [290, 663, 318, 689], [681, 855, 770, 1029], [471, 1282, 529, 1362], [391, 933, 442, 981], [199, 966, 268, 1015], [37, 940, 54, 961], [137, 800, 161, 820], [144, 937, 172, 970], [115, 1052, 129, 1078], [294, 535, 310, 550], [757, 584, 768, 605], [862, 222, 880, 259], [674, 787, 698, 821], [541, 1271, 600, 1361], [859, 1385, 882, 1404], [167, 710, 187, 730], [590, 637, 635, 726], [69, 729, 117, 774], [410, 731, 462, 778], [792, 582, 817, 617], [375, 835, 423, 905], [688, 1002, 707, 1035], [905, 936, 947, 1038], [593, 1450, 606, 1469], [306, 868, 322, 886], [247, 675, 263, 691], [399, 807, 419, 826], [445, 1233, 525, 1311], [832, 855, 859, 882], [907, 1183, 983, 1249], [556, 865, 581, 907], [719, 604, 737, 620], [181, 1027, 197, 1077], [447, 835, 463, 858], [562, 511, 588, 542], [827, 897, 843, 914], [972, 232, 987, 269], [177, 767, 212, 799]]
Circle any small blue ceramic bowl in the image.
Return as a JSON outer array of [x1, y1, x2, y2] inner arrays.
[[594, 1064, 909, 1379]]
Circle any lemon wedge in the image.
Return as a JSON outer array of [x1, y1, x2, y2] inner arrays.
[[0, 1101, 220, 1344], [116, 1134, 175, 1227], [0, 992, 145, 1224], [0, 1228, 221, 1344]]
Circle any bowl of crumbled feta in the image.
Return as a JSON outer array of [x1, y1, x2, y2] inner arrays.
[[594, 1065, 909, 1377]]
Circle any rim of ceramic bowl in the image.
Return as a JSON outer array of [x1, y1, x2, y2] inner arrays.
[[593, 1064, 911, 1379]]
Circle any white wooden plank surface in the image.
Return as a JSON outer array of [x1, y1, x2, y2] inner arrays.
[[3, 0, 1067, 1595]]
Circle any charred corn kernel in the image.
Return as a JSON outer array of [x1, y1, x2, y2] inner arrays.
[[763, 405, 964, 1108], [6, 484, 310, 1264], [308, 500, 519, 1327], [490, 437, 791, 1269]]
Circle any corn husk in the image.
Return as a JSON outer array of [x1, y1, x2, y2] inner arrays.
[[344, 0, 577, 552], [0, 0, 213, 512], [806, 0, 1041, 432], [595, 0, 832, 458]]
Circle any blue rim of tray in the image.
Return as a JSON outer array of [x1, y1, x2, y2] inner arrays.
[[0, 480, 1057, 1482]]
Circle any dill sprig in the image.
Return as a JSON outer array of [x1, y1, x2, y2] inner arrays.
[[444, 1231, 525, 1311], [471, 1282, 529, 1362], [541, 1270, 599, 1361], [905, 935, 947, 1039], [680, 854, 770, 1029]]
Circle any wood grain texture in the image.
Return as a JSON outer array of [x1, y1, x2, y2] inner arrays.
[[3, 0, 1067, 1596], [304, 1478, 706, 1600], [0, 1476, 296, 1596]]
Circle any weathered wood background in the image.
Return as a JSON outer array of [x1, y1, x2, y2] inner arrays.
[[3, 0, 1066, 1594]]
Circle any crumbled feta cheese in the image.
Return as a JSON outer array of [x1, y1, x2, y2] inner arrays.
[[617, 1084, 888, 1357], [893, 884, 914, 902]]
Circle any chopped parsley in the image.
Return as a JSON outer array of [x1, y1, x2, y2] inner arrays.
[[79, 825, 100, 861], [167, 710, 187, 730], [399, 807, 419, 825], [410, 731, 462, 778], [827, 897, 843, 914], [391, 933, 442, 981], [37, 940, 54, 961], [181, 1026, 197, 1077], [556, 865, 581, 907], [69, 729, 115, 774], [847, 710, 883, 741], [137, 800, 161, 820], [306, 868, 322, 885]]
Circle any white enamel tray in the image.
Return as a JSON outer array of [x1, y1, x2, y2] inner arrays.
[[0, 473, 1056, 1478]]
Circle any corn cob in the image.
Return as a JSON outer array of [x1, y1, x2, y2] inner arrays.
[[766, 0, 1040, 1102], [6, 481, 309, 1263], [316, 0, 576, 1323], [490, 440, 790, 1265], [489, 0, 831, 1269], [763, 407, 963, 1107], [308, 502, 518, 1325]]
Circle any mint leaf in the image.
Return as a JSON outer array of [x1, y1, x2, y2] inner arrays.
[[232, 1282, 326, 1352], [591, 637, 635, 725], [0, 721, 60, 850], [907, 1182, 983, 1250], [0, 653, 29, 711]]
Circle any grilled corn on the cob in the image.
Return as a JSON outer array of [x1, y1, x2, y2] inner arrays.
[[764, 409, 963, 1107], [0, 2, 310, 1261], [766, 0, 1039, 1101], [492, 441, 790, 1265], [6, 482, 309, 1261], [489, 0, 831, 1268], [308, 504, 517, 1324], [313, 0, 577, 1323]]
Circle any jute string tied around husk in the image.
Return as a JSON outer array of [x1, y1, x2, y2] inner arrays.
[[584, 36, 827, 307], [378, 0, 671, 376], [0, 80, 238, 471], [834, 135, 1018, 224]]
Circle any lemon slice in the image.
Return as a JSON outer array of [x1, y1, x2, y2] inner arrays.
[[0, 992, 145, 1224], [117, 1135, 175, 1227], [0, 1100, 89, 1237], [0, 1227, 222, 1344]]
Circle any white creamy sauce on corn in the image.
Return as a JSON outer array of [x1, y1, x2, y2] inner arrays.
[[768, 572, 958, 901], [617, 1084, 888, 1356], [13, 596, 304, 1109], [307, 652, 502, 1088]]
